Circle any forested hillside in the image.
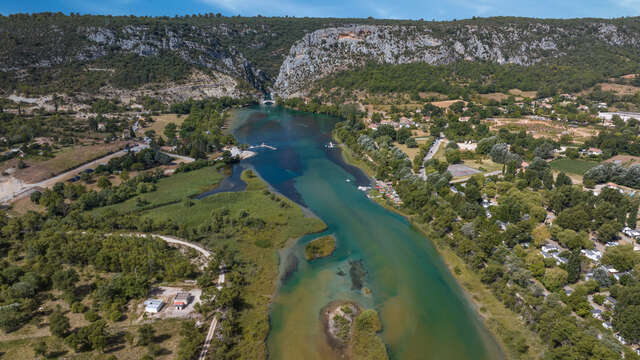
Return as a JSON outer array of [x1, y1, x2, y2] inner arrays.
[[4, 14, 640, 97]]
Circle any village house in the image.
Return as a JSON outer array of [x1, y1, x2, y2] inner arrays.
[[144, 299, 164, 313], [583, 147, 603, 156], [173, 292, 191, 310]]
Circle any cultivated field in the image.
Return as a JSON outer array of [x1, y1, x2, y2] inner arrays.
[[486, 118, 596, 142], [143, 114, 186, 139], [13, 142, 128, 183], [549, 158, 599, 175]]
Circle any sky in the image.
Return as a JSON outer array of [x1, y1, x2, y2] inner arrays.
[[1, 0, 640, 20]]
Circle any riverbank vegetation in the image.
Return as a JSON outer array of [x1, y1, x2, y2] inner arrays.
[[322, 94, 640, 359], [1, 151, 326, 359]]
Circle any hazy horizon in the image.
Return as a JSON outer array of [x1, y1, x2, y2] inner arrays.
[[2, 0, 639, 21]]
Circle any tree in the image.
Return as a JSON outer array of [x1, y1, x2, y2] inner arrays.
[[138, 324, 155, 346], [489, 143, 509, 164], [164, 122, 177, 140], [396, 127, 411, 144], [597, 221, 619, 243], [32, 340, 47, 358], [445, 149, 461, 164], [567, 250, 581, 284], [30, 190, 42, 204], [542, 170, 554, 190], [543, 267, 568, 291], [602, 245, 640, 272], [555, 172, 572, 187], [556, 229, 588, 250], [49, 310, 70, 338], [613, 284, 640, 343], [52, 269, 79, 293], [97, 176, 111, 189], [593, 267, 614, 287], [534, 142, 555, 159]]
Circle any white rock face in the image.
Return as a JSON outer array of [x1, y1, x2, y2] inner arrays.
[[273, 22, 640, 97]]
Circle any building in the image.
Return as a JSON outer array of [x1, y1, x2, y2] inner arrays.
[[581, 249, 602, 262], [602, 322, 613, 330], [173, 292, 191, 310], [144, 299, 164, 313], [598, 111, 640, 122], [591, 309, 603, 320], [586, 148, 603, 156]]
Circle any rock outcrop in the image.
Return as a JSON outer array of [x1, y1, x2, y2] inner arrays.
[[273, 22, 640, 97]]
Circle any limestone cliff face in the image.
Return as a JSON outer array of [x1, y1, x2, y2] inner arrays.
[[273, 22, 640, 97], [0, 23, 269, 92]]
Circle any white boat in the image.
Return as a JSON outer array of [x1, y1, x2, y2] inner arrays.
[[325, 141, 336, 149], [346, 179, 351, 182]]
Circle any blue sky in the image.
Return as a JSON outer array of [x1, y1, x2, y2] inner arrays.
[[2, 0, 640, 20]]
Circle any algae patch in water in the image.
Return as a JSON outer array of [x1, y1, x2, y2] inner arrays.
[[349, 260, 367, 291], [281, 252, 299, 282]]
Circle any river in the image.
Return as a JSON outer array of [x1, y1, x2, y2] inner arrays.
[[228, 105, 504, 360]]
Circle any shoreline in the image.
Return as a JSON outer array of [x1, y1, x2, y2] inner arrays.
[[334, 134, 544, 360]]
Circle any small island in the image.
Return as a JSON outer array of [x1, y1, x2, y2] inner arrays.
[[304, 235, 336, 260], [321, 301, 388, 360]]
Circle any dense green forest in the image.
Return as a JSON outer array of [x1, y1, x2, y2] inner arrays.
[[318, 58, 640, 98]]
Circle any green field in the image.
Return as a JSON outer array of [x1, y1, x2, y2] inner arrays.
[[127, 169, 326, 359], [92, 164, 227, 214], [549, 158, 599, 175]]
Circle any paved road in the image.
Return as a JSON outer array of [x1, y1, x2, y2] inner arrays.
[[1, 145, 194, 204], [1, 148, 131, 203], [419, 137, 444, 180]]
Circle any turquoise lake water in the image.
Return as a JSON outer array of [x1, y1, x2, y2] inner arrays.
[[230, 106, 504, 360]]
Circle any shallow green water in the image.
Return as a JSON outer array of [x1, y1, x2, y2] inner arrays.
[[230, 106, 504, 360]]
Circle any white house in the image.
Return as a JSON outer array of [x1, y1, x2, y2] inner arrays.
[[591, 309, 603, 320], [581, 249, 602, 262], [144, 299, 164, 313]]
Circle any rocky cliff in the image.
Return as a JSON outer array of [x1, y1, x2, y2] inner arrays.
[[0, 21, 269, 92], [3, 15, 640, 98], [273, 21, 640, 97]]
